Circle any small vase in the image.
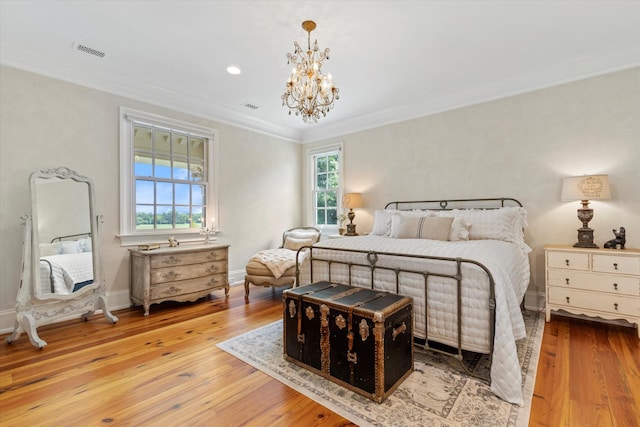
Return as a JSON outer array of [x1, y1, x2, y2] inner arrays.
[[339, 228, 346, 235]]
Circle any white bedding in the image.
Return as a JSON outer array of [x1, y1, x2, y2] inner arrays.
[[40, 252, 93, 295], [297, 235, 530, 405]]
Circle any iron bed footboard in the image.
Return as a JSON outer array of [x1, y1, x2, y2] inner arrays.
[[295, 245, 496, 382]]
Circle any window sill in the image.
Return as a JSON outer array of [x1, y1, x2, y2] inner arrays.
[[118, 230, 214, 247]]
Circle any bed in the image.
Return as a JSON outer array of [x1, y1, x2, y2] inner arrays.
[[39, 233, 94, 295], [295, 198, 531, 405]]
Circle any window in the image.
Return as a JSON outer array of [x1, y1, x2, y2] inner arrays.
[[308, 143, 343, 228], [119, 108, 218, 244]]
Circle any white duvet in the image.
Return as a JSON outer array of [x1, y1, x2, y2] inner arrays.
[[40, 252, 93, 295], [297, 235, 530, 405]]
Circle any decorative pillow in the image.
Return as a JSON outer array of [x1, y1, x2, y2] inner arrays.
[[448, 217, 470, 241], [390, 214, 423, 238], [437, 207, 528, 249], [390, 214, 452, 240], [419, 216, 454, 240], [61, 240, 81, 254], [283, 237, 313, 251], [39, 243, 61, 256], [370, 209, 399, 236]]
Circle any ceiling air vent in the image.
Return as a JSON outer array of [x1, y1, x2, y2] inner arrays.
[[242, 103, 259, 110], [73, 42, 106, 58]]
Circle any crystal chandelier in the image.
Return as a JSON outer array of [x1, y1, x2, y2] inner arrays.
[[282, 20, 339, 123]]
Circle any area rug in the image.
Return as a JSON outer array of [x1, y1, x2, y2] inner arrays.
[[217, 310, 544, 427]]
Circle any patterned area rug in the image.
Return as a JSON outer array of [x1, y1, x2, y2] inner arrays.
[[217, 310, 544, 427]]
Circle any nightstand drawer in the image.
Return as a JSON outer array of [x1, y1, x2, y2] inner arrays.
[[547, 270, 640, 296], [548, 287, 638, 317], [592, 254, 640, 275], [547, 251, 589, 271]]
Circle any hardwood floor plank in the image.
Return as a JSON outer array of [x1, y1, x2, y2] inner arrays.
[[2, 286, 638, 426], [530, 315, 640, 427]]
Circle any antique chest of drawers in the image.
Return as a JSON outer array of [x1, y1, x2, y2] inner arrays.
[[283, 282, 413, 403], [545, 244, 640, 338], [129, 244, 229, 316]]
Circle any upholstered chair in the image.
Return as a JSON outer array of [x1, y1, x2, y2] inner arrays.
[[244, 227, 321, 299]]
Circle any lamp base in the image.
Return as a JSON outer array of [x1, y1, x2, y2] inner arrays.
[[345, 223, 358, 236], [573, 227, 598, 248]]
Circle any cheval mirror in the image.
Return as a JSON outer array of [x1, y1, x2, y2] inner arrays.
[[6, 167, 117, 348]]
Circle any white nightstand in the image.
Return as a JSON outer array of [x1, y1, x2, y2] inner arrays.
[[544, 244, 640, 339]]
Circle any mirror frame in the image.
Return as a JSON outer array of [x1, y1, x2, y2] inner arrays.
[[30, 166, 102, 300]]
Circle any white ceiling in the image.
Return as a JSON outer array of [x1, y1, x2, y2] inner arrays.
[[1, 1, 639, 143]]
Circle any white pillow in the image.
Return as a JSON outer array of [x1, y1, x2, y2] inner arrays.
[[448, 217, 470, 241], [283, 237, 313, 251], [370, 210, 396, 236], [437, 207, 528, 248], [39, 243, 61, 256], [78, 237, 92, 252], [61, 240, 81, 254]]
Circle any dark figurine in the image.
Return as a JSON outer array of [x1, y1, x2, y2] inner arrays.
[[603, 227, 626, 249]]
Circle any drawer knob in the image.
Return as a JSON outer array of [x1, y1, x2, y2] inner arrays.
[[613, 283, 618, 290], [565, 278, 570, 285], [566, 296, 570, 304], [565, 259, 570, 266], [613, 263, 618, 270], [614, 303, 618, 310]]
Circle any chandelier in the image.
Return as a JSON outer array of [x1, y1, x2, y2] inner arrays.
[[282, 20, 339, 123]]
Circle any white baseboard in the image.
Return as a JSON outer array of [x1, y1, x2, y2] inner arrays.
[[228, 269, 245, 286], [524, 290, 545, 312]]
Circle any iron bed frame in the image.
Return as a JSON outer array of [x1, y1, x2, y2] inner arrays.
[[295, 197, 524, 381]]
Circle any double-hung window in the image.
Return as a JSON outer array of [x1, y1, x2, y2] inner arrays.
[[119, 108, 218, 244], [308, 143, 343, 229]]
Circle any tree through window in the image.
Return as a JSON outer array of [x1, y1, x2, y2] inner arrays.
[[313, 151, 340, 226]]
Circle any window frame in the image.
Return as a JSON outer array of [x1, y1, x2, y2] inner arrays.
[[119, 107, 218, 246], [306, 142, 343, 232]]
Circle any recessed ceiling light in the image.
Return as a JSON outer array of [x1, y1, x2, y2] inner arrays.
[[226, 66, 241, 75]]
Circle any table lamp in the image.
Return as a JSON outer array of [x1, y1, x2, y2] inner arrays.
[[561, 174, 610, 248], [342, 193, 363, 236]]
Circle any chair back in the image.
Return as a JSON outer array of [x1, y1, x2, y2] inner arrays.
[[280, 227, 321, 247]]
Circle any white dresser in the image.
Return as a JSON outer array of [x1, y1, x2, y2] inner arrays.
[[129, 244, 229, 316], [545, 244, 640, 338]]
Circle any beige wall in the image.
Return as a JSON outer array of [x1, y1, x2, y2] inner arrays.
[[305, 67, 640, 308], [1, 65, 638, 330], [0, 66, 302, 328]]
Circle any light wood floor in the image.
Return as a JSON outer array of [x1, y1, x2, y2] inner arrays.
[[1, 285, 638, 426]]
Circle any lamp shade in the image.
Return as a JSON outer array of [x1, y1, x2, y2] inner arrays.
[[342, 193, 363, 209], [561, 175, 610, 201]]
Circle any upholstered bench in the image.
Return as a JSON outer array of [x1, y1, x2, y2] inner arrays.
[[244, 227, 320, 298]]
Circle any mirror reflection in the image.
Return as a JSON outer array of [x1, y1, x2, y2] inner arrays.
[[32, 174, 94, 298]]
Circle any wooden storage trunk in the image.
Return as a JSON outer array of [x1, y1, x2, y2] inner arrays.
[[283, 282, 413, 403]]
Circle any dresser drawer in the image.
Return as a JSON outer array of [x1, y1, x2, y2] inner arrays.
[[150, 260, 228, 285], [547, 269, 640, 296], [592, 254, 640, 275], [150, 274, 228, 300], [547, 251, 589, 271], [150, 248, 227, 269], [548, 287, 638, 317]]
